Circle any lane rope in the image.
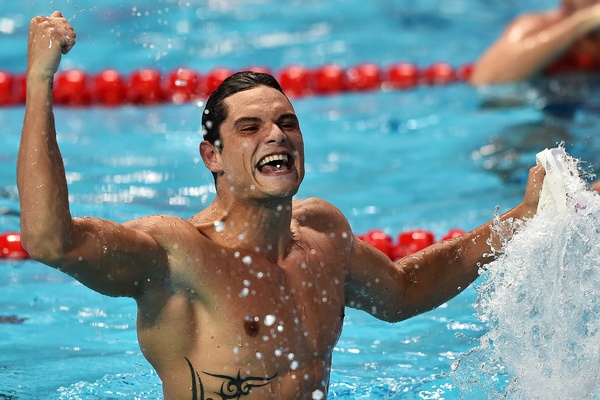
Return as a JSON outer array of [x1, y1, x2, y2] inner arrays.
[[0, 62, 474, 107], [358, 228, 465, 261], [0, 232, 29, 260]]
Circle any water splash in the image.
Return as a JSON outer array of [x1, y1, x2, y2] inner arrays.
[[452, 153, 600, 399]]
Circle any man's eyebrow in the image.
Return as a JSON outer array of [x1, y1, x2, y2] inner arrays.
[[233, 114, 298, 127], [277, 113, 299, 123], [232, 117, 262, 128]]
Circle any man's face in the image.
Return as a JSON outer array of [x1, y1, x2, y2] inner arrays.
[[213, 85, 305, 201]]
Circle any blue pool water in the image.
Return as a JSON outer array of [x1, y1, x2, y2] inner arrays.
[[2, 0, 599, 398]]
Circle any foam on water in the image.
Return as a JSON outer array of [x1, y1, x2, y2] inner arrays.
[[452, 150, 600, 399]]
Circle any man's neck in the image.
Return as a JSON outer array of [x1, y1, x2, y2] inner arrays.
[[193, 196, 295, 262]]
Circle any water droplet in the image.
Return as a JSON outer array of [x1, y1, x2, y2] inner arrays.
[[290, 360, 299, 370], [239, 288, 249, 297], [214, 220, 225, 232], [243, 279, 251, 287], [242, 255, 252, 265], [312, 389, 324, 399], [264, 314, 276, 326]]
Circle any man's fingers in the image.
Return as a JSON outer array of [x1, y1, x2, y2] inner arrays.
[[61, 41, 75, 54], [46, 12, 76, 54], [61, 28, 76, 54]]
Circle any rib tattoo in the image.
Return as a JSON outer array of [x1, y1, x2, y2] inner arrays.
[[185, 357, 277, 400]]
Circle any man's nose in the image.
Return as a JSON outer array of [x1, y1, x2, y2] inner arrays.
[[265, 123, 286, 144]]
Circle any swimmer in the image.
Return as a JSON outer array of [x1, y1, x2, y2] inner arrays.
[[18, 11, 546, 399], [470, 0, 600, 85]]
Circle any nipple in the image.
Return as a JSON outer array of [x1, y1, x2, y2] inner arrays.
[[244, 316, 260, 337]]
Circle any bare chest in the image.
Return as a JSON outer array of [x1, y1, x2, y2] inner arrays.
[[150, 240, 347, 358], [207, 245, 346, 351]]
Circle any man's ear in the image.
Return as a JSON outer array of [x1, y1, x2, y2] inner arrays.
[[200, 140, 223, 173]]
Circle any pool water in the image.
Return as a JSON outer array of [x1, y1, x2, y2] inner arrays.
[[2, 0, 599, 398]]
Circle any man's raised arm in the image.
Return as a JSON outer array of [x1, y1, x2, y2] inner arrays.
[[345, 165, 545, 322], [18, 12, 76, 259], [17, 12, 168, 298]]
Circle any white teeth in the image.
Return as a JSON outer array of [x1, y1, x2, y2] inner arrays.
[[258, 154, 289, 167]]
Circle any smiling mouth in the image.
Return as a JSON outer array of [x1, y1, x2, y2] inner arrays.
[[257, 153, 293, 173]]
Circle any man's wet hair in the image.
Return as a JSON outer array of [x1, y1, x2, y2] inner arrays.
[[201, 71, 286, 149]]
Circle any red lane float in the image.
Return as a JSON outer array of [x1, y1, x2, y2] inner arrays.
[[127, 68, 165, 105], [358, 228, 465, 261], [0, 71, 15, 106], [422, 62, 456, 85], [54, 69, 92, 106], [386, 62, 420, 89], [279, 65, 311, 97], [0, 71, 25, 106], [0, 232, 30, 260], [94, 69, 128, 106], [165, 67, 202, 104], [0, 61, 475, 107], [346, 63, 382, 92], [204, 67, 235, 97]]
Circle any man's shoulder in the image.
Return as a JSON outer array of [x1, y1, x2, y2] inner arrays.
[[124, 214, 195, 237], [293, 198, 349, 228], [125, 213, 187, 226], [293, 197, 341, 215]]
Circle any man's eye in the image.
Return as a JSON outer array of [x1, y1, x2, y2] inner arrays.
[[281, 122, 298, 130]]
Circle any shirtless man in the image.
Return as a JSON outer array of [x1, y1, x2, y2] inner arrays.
[[470, 0, 600, 85], [18, 12, 545, 399]]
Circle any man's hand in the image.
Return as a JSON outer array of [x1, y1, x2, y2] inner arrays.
[[27, 11, 76, 79], [521, 164, 546, 219]]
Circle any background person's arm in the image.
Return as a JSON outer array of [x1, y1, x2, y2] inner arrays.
[[470, 6, 600, 85]]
